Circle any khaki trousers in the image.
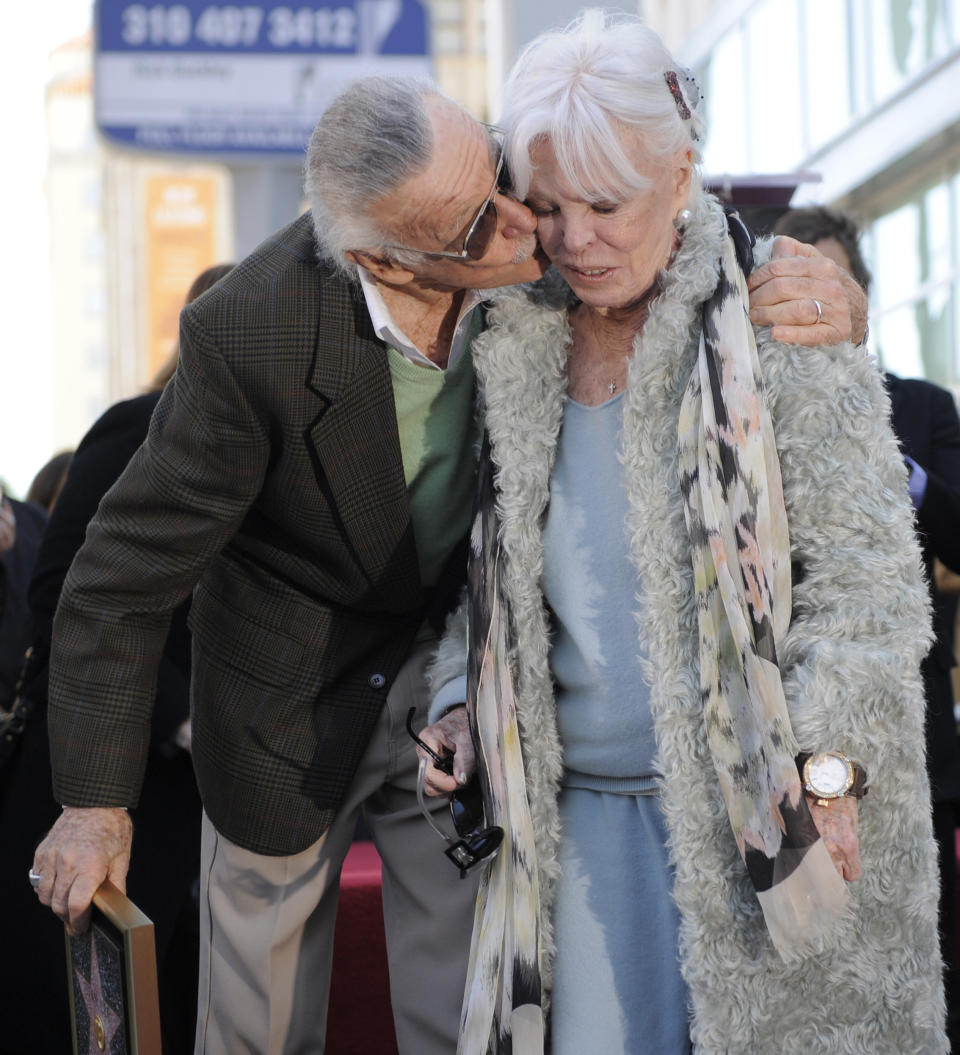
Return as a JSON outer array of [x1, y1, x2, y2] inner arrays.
[[194, 634, 480, 1054]]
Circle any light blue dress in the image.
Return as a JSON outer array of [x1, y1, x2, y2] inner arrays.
[[542, 393, 691, 1054]]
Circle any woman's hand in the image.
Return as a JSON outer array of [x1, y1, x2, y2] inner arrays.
[[806, 795, 862, 881], [415, 706, 476, 796]]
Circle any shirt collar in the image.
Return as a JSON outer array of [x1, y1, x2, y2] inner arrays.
[[357, 266, 483, 371]]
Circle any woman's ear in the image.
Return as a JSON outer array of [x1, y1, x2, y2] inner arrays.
[[673, 148, 693, 209]]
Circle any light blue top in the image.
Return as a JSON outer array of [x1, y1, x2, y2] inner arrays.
[[542, 394, 658, 793]]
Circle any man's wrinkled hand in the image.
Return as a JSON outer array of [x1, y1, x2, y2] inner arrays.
[[747, 235, 868, 347], [807, 795, 861, 882], [415, 706, 476, 796], [32, 807, 133, 935]]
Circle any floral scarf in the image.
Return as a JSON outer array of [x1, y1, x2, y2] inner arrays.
[[458, 434, 544, 1054], [676, 229, 848, 958]]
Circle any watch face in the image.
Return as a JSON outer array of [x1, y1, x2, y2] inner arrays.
[[806, 753, 852, 797]]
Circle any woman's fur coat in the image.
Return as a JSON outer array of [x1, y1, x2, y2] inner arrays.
[[431, 194, 946, 1053]]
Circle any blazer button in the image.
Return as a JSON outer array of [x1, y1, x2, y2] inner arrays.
[[368, 673, 387, 690]]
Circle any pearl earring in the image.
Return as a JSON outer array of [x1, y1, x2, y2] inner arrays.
[[673, 208, 692, 232]]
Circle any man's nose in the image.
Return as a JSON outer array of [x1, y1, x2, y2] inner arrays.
[[497, 194, 537, 239]]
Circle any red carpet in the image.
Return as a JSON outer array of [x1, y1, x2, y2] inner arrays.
[[326, 841, 399, 1055]]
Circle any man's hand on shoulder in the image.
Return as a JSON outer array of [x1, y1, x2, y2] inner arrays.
[[32, 806, 133, 935], [747, 235, 868, 347]]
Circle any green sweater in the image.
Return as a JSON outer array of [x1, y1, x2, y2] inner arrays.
[[387, 334, 477, 587]]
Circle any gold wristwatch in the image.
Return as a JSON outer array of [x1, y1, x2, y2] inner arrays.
[[797, 751, 868, 807]]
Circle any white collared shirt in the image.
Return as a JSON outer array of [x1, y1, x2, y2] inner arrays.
[[357, 266, 484, 370]]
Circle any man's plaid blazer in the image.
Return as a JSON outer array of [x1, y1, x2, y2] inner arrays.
[[48, 213, 465, 856]]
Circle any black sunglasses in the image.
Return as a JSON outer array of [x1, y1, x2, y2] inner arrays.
[[405, 707, 504, 878]]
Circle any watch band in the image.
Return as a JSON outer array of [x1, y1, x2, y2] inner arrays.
[[796, 752, 869, 800]]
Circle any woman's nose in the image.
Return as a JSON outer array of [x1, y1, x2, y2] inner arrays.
[[560, 214, 595, 252], [497, 194, 537, 239]]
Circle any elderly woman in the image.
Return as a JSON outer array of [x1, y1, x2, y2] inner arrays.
[[417, 10, 945, 1055]]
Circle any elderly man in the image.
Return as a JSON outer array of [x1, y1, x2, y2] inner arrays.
[[32, 77, 865, 1055]]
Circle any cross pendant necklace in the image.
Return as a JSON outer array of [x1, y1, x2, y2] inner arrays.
[[608, 380, 617, 395]]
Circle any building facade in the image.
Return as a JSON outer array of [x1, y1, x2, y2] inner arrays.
[[679, 0, 960, 391]]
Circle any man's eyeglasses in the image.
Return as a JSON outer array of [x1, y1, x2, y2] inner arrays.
[[405, 707, 504, 878], [382, 130, 512, 262]]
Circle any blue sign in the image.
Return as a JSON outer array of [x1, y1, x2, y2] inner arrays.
[[95, 0, 431, 154], [98, 0, 427, 55]]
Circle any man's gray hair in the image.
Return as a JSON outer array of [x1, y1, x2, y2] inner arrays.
[[305, 76, 442, 275]]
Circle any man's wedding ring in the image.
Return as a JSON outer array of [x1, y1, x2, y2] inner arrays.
[[28, 868, 42, 888], [813, 298, 823, 325]]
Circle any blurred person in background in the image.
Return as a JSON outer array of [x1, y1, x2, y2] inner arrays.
[[28, 72, 868, 1055], [0, 263, 232, 1055], [776, 204, 960, 1051], [0, 448, 71, 715], [419, 14, 943, 1053], [25, 449, 72, 512], [0, 491, 47, 713]]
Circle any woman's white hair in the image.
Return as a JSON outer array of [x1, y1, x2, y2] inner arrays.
[[304, 76, 444, 275], [501, 9, 704, 203]]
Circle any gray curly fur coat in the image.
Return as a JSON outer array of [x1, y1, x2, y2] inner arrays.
[[430, 193, 946, 1053]]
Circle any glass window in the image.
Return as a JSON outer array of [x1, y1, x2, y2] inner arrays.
[[848, 0, 871, 117], [872, 200, 920, 309], [744, 0, 803, 171], [875, 302, 925, 378], [871, 166, 960, 386], [926, 182, 953, 283], [869, 0, 950, 104], [916, 283, 955, 384], [699, 27, 749, 175], [907, 183, 954, 383], [803, 0, 853, 150]]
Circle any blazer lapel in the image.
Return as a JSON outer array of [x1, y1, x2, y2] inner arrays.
[[884, 372, 917, 459], [305, 272, 421, 606]]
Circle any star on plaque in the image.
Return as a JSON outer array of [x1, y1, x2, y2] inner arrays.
[[74, 929, 124, 1053]]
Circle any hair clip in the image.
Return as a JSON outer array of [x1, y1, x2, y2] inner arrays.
[[664, 71, 691, 120]]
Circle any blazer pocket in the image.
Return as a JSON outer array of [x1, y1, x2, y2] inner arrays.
[[189, 582, 305, 687]]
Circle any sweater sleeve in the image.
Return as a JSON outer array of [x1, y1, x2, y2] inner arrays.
[[759, 330, 932, 785], [426, 591, 469, 724]]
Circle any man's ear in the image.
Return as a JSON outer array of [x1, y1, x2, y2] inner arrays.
[[345, 249, 416, 285]]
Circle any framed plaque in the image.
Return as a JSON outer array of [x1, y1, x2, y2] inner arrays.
[[65, 881, 162, 1055]]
